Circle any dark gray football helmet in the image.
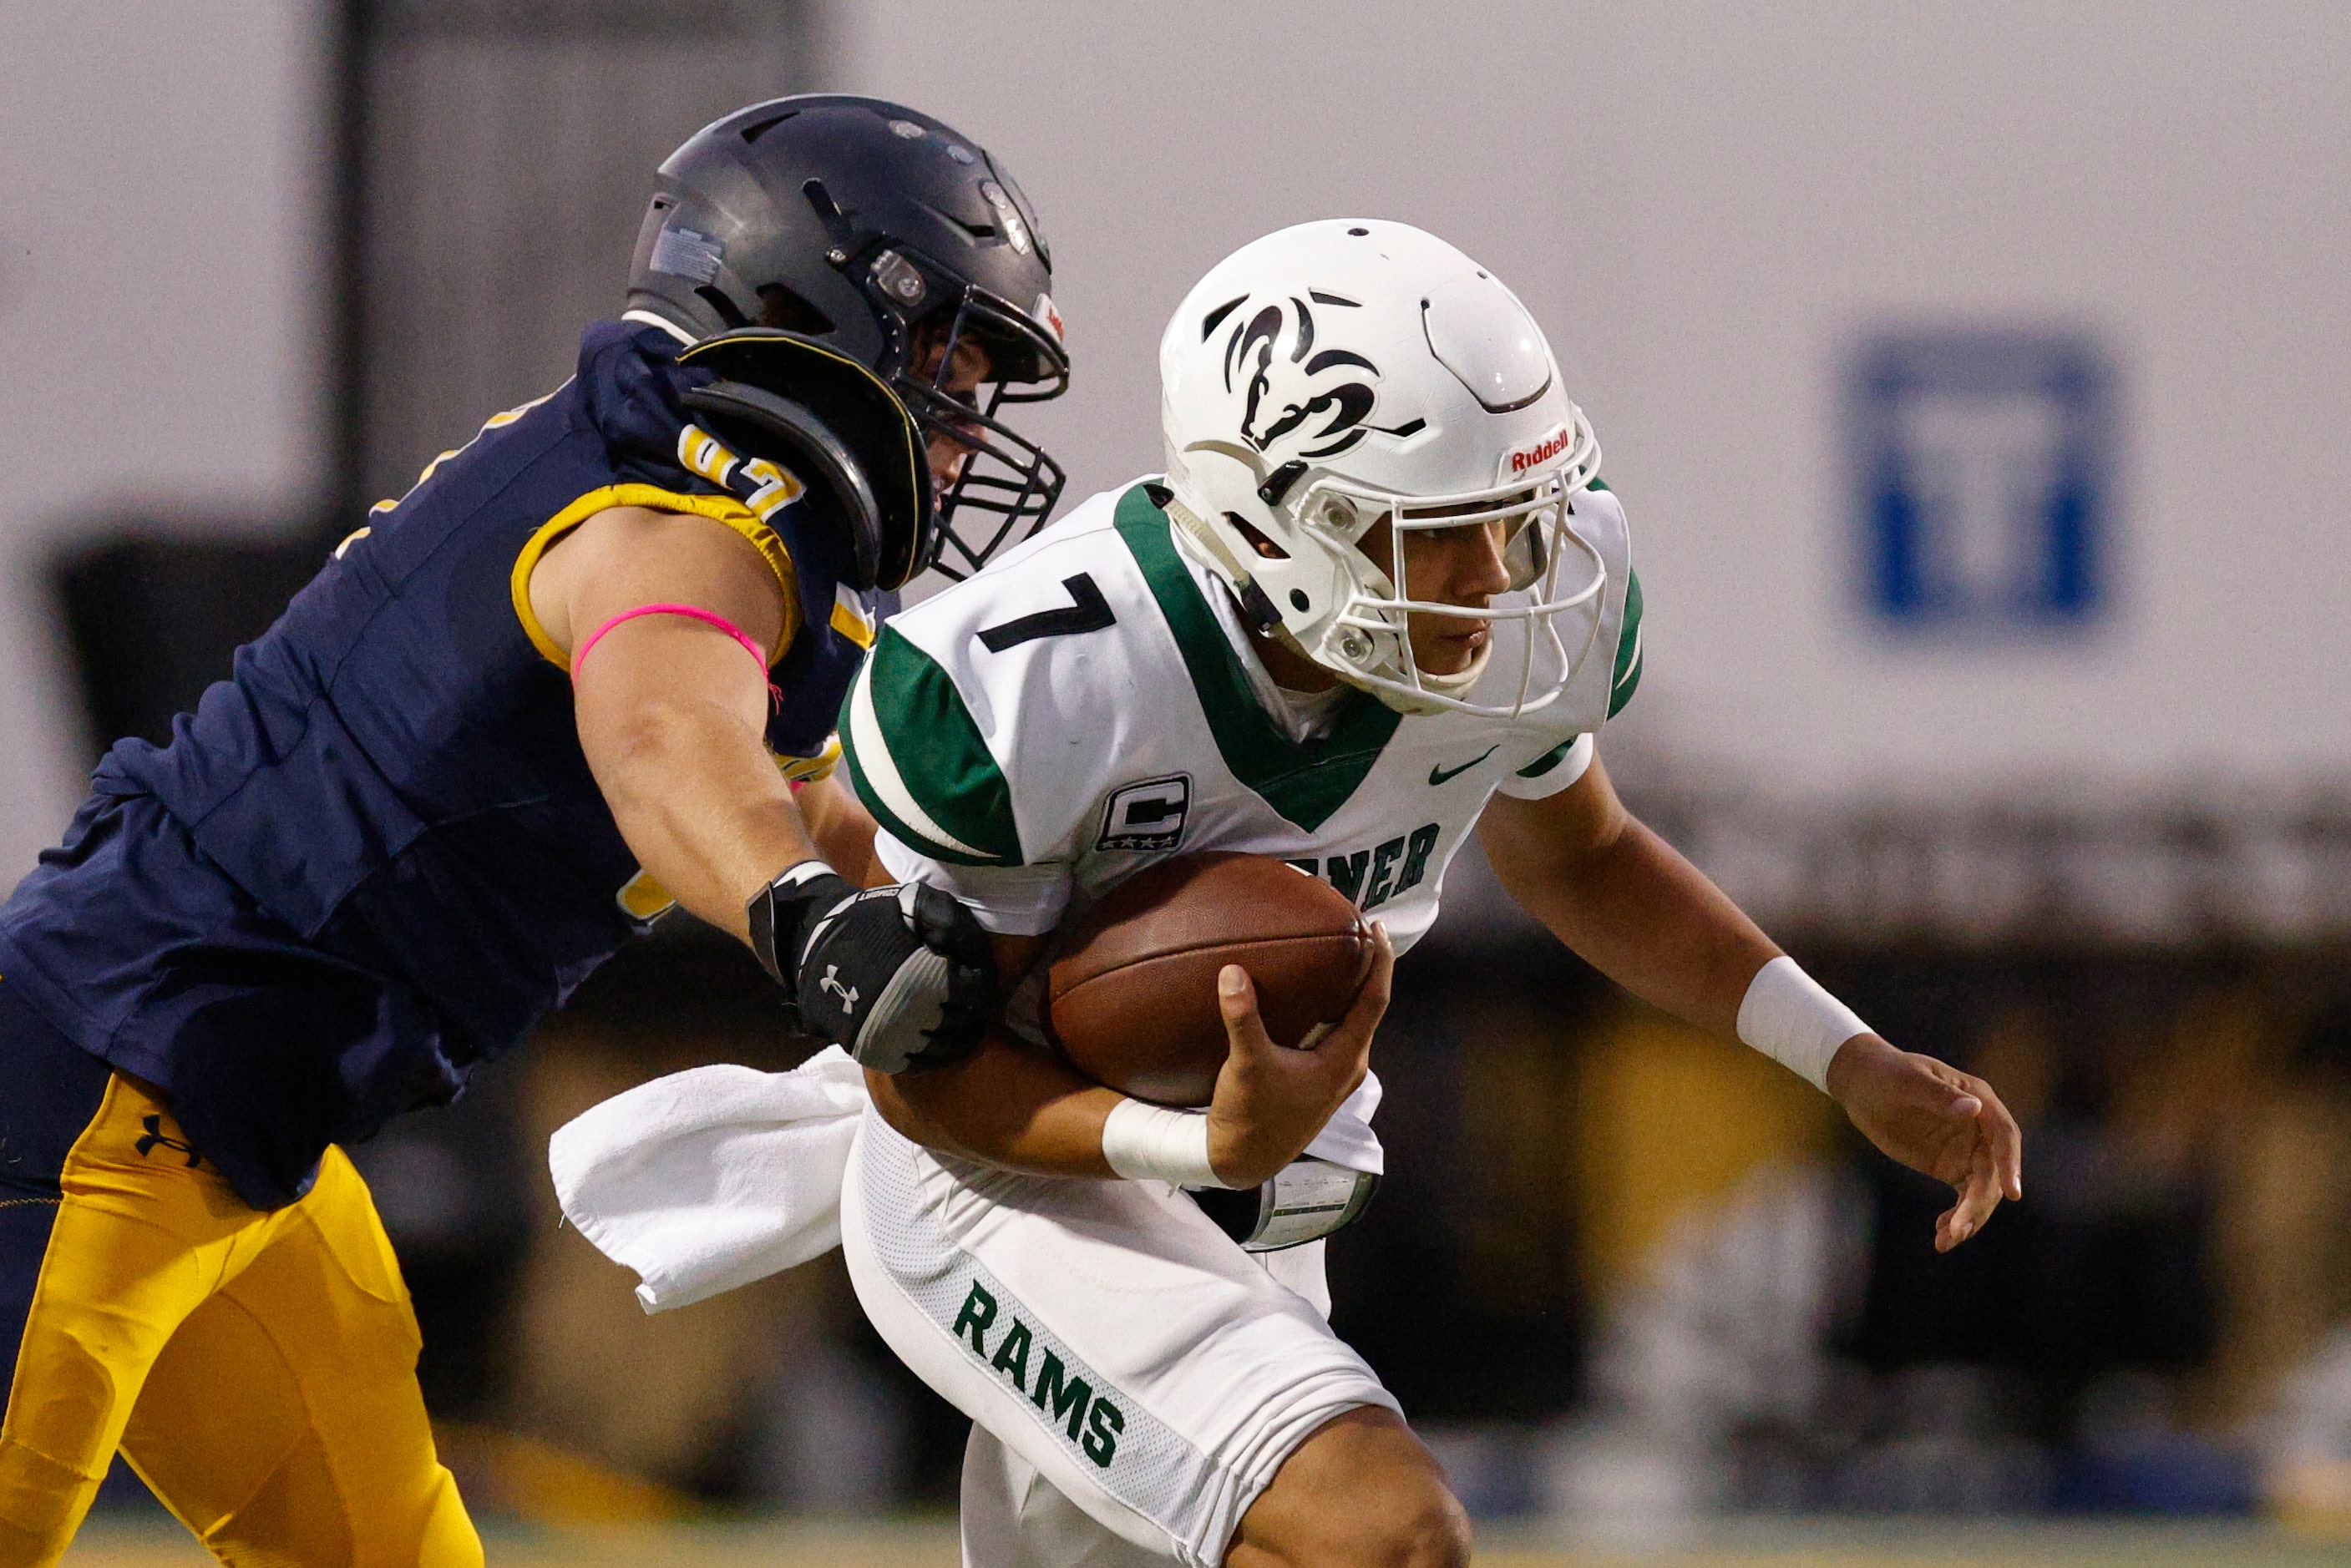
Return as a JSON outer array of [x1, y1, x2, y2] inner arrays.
[[628, 95, 1069, 587]]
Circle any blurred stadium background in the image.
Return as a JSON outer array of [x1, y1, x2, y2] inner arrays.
[[9, 2, 2351, 1562]]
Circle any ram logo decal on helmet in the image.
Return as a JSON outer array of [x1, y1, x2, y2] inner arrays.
[[1216, 297, 1421, 461]]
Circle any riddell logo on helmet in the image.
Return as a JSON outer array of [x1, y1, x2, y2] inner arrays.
[[1507, 424, 1574, 475]]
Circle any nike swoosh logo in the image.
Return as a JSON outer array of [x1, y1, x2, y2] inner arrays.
[[1427, 746, 1497, 787]]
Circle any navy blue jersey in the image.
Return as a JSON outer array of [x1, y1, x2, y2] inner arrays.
[[0, 321, 877, 1209]]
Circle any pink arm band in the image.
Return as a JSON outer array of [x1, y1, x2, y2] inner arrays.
[[572, 603, 774, 692]]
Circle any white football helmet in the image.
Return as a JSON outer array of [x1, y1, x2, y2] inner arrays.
[[1159, 220, 1605, 716]]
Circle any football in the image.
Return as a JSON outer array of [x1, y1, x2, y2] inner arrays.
[[1046, 852, 1376, 1107]]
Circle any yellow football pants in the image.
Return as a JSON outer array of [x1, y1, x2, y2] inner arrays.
[[0, 1074, 483, 1567]]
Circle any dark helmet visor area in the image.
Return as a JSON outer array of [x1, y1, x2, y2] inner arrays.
[[890, 285, 1070, 581]]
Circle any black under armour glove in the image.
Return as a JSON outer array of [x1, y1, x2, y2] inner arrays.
[[747, 864, 996, 1073]]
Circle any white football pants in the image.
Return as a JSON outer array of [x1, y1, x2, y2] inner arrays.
[[840, 1108, 1396, 1567]]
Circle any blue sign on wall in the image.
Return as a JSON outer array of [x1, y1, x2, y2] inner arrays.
[[1851, 331, 2115, 631]]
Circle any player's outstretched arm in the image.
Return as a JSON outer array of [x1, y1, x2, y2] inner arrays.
[[535, 503, 815, 940], [539, 504, 995, 1073], [866, 928, 1395, 1186], [796, 774, 886, 888], [1479, 752, 2023, 1250]]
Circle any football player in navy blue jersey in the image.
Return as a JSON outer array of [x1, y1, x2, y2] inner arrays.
[[0, 95, 1062, 1564]]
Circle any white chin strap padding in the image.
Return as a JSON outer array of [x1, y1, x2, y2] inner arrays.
[[1417, 644, 1492, 698]]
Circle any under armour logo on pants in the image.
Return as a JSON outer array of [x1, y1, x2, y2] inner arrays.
[[135, 1114, 202, 1167]]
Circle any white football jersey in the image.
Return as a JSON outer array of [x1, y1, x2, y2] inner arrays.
[[843, 477, 1641, 951]]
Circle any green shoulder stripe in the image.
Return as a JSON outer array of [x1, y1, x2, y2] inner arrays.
[[1607, 569, 1644, 720], [1112, 486, 1400, 833], [840, 626, 1021, 867], [1516, 739, 1579, 780]]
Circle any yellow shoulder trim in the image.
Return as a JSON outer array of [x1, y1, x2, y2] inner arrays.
[[828, 584, 876, 649], [509, 483, 803, 672]]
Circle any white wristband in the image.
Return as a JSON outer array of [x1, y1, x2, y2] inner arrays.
[[1736, 956, 1871, 1092], [1100, 1100, 1233, 1189]]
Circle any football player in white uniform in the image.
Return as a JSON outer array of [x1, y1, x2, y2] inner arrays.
[[831, 221, 2024, 1568]]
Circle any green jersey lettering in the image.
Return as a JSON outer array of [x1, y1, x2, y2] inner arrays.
[[1360, 834, 1406, 910], [1082, 1396, 1126, 1469], [1032, 1351, 1093, 1440], [951, 1282, 997, 1357], [990, 1318, 1035, 1391], [1325, 849, 1370, 903], [1393, 824, 1441, 897]]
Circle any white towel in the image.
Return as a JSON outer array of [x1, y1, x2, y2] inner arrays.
[[550, 1050, 1386, 1315], [548, 1047, 869, 1314]]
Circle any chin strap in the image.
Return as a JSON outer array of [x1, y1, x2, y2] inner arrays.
[[1412, 645, 1494, 703], [1159, 488, 1310, 645]]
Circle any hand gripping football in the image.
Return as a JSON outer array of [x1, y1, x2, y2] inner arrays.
[[1046, 853, 1375, 1107]]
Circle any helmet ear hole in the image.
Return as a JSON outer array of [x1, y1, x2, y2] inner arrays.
[[695, 285, 752, 330], [1502, 513, 1548, 590], [1224, 513, 1290, 561], [757, 285, 835, 336]]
